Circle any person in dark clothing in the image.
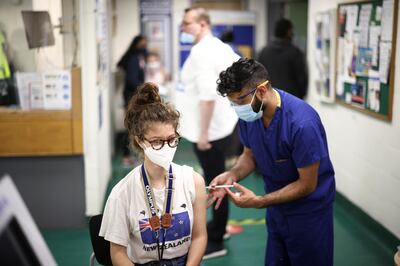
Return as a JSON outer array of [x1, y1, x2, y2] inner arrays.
[[258, 18, 308, 99], [117, 35, 147, 166], [118, 35, 147, 107], [220, 30, 243, 57]]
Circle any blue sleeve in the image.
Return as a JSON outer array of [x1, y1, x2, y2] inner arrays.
[[238, 120, 250, 148], [292, 119, 328, 168]]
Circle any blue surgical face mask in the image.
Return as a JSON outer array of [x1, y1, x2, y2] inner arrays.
[[180, 32, 195, 44], [232, 91, 264, 122]]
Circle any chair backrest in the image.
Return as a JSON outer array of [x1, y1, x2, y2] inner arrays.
[[89, 214, 113, 266]]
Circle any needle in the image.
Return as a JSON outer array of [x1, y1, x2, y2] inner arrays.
[[205, 185, 234, 189]]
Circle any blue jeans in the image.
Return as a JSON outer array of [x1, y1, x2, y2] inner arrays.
[[135, 254, 187, 266]]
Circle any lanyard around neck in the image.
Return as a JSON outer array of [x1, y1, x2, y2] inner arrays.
[[140, 164, 174, 261], [273, 88, 281, 107]]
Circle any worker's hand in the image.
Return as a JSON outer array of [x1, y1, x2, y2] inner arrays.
[[197, 133, 212, 151], [207, 171, 236, 209], [225, 182, 261, 208]]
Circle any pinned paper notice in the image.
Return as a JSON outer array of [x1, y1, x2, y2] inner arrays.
[[379, 41, 391, 84], [15, 72, 42, 110], [42, 71, 72, 110]]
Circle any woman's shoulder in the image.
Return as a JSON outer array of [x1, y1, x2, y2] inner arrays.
[[171, 162, 192, 173], [172, 163, 204, 187], [171, 163, 195, 184], [192, 171, 205, 188]]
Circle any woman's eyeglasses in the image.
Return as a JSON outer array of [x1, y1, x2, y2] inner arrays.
[[142, 135, 181, 150]]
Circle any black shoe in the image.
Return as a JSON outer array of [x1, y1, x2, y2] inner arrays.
[[203, 241, 227, 260]]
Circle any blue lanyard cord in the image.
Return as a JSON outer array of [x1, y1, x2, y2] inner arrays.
[[141, 165, 174, 216], [165, 166, 173, 215], [140, 164, 174, 262]]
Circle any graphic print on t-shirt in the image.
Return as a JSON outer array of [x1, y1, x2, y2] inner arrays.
[[139, 211, 191, 245]]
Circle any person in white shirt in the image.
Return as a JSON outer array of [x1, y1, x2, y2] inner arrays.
[[100, 82, 207, 266], [176, 6, 239, 259]]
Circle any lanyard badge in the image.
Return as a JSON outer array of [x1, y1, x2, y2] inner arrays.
[[141, 164, 174, 261]]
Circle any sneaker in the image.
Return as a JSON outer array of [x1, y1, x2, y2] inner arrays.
[[223, 232, 231, 240], [226, 224, 243, 235], [203, 241, 227, 260]]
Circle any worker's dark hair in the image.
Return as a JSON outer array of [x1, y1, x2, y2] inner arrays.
[[220, 30, 234, 43], [124, 82, 180, 150], [217, 58, 270, 97], [117, 34, 146, 70], [274, 18, 293, 39]]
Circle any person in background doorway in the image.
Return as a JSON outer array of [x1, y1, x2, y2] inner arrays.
[[258, 18, 308, 99], [100, 82, 207, 266], [177, 6, 240, 259], [220, 29, 243, 58], [145, 51, 170, 100], [117, 35, 147, 167], [208, 58, 335, 266]]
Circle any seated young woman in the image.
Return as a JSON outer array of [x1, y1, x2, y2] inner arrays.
[[100, 82, 207, 266]]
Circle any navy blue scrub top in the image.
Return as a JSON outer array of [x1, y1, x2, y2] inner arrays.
[[239, 89, 335, 215]]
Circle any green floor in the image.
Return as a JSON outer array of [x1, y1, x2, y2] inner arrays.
[[42, 140, 399, 266]]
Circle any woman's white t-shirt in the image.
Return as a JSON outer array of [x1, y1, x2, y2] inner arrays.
[[99, 163, 196, 264]]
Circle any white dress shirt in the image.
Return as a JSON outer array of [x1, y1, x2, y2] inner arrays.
[[176, 34, 239, 143]]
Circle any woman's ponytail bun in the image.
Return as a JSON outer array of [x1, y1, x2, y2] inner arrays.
[[133, 82, 161, 106]]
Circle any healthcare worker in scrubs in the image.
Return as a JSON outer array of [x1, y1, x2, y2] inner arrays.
[[208, 58, 335, 266]]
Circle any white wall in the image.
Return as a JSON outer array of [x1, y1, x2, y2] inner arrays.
[[0, 0, 66, 72], [0, 0, 113, 216], [248, 0, 267, 54], [171, 0, 189, 81], [62, 0, 80, 68], [32, 0, 64, 72], [80, 0, 112, 216], [111, 0, 140, 70], [307, 0, 400, 238], [0, 0, 36, 71]]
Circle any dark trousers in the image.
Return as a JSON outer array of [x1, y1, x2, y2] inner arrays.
[[265, 205, 334, 266], [193, 135, 230, 243], [135, 254, 187, 266]]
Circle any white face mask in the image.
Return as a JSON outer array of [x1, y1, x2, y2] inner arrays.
[[180, 32, 195, 44], [142, 144, 177, 171], [147, 61, 161, 70]]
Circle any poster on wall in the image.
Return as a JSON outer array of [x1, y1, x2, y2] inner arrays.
[[96, 0, 110, 89], [335, 0, 398, 121], [15, 71, 71, 110], [15, 72, 42, 110], [314, 9, 336, 103], [42, 71, 71, 110], [95, 0, 111, 130]]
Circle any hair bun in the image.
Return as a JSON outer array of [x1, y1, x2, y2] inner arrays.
[[134, 82, 161, 106]]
